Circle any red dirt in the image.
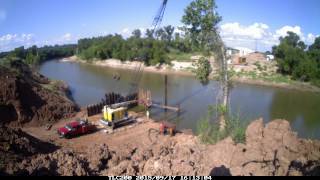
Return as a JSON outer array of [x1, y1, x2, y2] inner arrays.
[[0, 60, 78, 127]]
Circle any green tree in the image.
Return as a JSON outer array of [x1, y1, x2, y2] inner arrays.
[[182, 0, 228, 130], [11, 46, 26, 59], [145, 29, 155, 39], [193, 57, 212, 85], [132, 29, 142, 39], [182, 0, 222, 53], [163, 25, 175, 42], [25, 51, 40, 65], [274, 31, 308, 75], [155, 28, 166, 41], [309, 37, 320, 51]]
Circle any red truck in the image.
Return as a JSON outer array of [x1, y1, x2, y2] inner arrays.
[[57, 120, 96, 139]]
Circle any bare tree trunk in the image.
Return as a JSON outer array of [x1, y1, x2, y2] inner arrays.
[[218, 41, 229, 131]]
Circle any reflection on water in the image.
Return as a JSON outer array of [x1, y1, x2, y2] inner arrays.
[[40, 60, 320, 139]]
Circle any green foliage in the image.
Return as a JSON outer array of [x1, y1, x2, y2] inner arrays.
[[182, 0, 222, 53], [193, 57, 212, 84], [77, 27, 193, 66], [236, 70, 293, 84], [311, 79, 320, 88], [25, 51, 40, 65], [254, 62, 263, 72], [273, 32, 320, 84], [197, 105, 247, 144], [1, 45, 76, 65]]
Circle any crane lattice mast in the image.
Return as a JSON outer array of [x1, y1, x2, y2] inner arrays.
[[128, 0, 169, 95]]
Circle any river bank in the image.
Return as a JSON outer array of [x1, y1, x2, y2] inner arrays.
[[62, 56, 320, 93]]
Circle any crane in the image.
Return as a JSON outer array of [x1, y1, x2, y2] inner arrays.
[[128, 0, 169, 95]]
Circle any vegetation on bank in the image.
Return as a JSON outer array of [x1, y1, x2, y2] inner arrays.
[[197, 105, 248, 144], [77, 26, 201, 66], [273, 32, 320, 87], [0, 44, 76, 65]]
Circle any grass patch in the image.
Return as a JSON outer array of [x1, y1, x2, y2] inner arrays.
[[167, 51, 201, 62], [42, 80, 67, 95], [235, 70, 293, 84], [311, 79, 320, 88], [197, 106, 248, 144]]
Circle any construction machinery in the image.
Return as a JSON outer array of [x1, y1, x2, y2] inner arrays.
[[58, 119, 96, 139], [128, 0, 169, 96], [99, 106, 132, 130], [159, 121, 176, 136], [98, 0, 171, 130]]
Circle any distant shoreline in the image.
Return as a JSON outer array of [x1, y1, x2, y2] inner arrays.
[[60, 56, 320, 93], [61, 56, 195, 77]]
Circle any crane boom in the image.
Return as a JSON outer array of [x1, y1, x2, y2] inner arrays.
[[128, 0, 169, 95], [152, 0, 168, 32]]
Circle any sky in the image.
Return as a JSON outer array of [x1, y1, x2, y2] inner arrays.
[[0, 0, 319, 52]]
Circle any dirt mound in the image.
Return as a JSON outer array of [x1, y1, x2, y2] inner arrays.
[[0, 125, 58, 175], [99, 119, 320, 176], [2, 119, 320, 176], [0, 60, 78, 126], [7, 149, 90, 176], [205, 119, 320, 176]]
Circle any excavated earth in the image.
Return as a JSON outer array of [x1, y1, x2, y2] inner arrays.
[[0, 60, 78, 126], [1, 118, 320, 176]]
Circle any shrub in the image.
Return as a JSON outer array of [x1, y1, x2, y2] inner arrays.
[[197, 105, 248, 144]]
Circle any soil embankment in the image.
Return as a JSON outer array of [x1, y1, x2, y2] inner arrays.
[[0, 60, 79, 127], [2, 113, 319, 176]]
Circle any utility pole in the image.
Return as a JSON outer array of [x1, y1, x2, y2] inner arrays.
[[164, 74, 168, 112], [255, 39, 258, 52]]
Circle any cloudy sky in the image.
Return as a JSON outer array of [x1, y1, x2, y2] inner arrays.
[[0, 0, 319, 52]]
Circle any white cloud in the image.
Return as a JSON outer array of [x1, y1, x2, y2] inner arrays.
[[0, 33, 80, 52], [42, 33, 80, 46], [62, 33, 73, 41], [174, 26, 185, 36], [0, 33, 36, 52], [120, 28, 131, 37], [306, 33, 319, 44], [221, 22, 270, 40], [220, 22, 276, 51], [274, 25, 304, 41], [220, 22, 318, 51], [119, 27, 148, 38]]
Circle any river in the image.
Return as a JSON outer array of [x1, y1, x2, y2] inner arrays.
[[39, 59, 320, 139]]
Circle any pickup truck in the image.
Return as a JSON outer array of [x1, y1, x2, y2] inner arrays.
[[57, 120, 96, 139]]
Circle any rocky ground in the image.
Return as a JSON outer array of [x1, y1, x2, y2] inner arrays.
[[1, 117, 320, 176], [0, 60, 78, 126]]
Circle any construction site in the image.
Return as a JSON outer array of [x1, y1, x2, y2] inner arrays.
[[1, 40, 320, 176], [1, 0, 320, 177]]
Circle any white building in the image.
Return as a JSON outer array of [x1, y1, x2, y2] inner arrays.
[[235, 47, 254, 56], [266, 55, 275, 61]]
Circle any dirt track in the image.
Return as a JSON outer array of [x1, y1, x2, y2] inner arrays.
[[19, 111, 320, 176], [23, 111, 166, 153]]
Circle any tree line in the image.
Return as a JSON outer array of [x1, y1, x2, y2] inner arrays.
[[273, 32, 320, 86], [0, 44, 76, 65], [77, 26, 195, 65]]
